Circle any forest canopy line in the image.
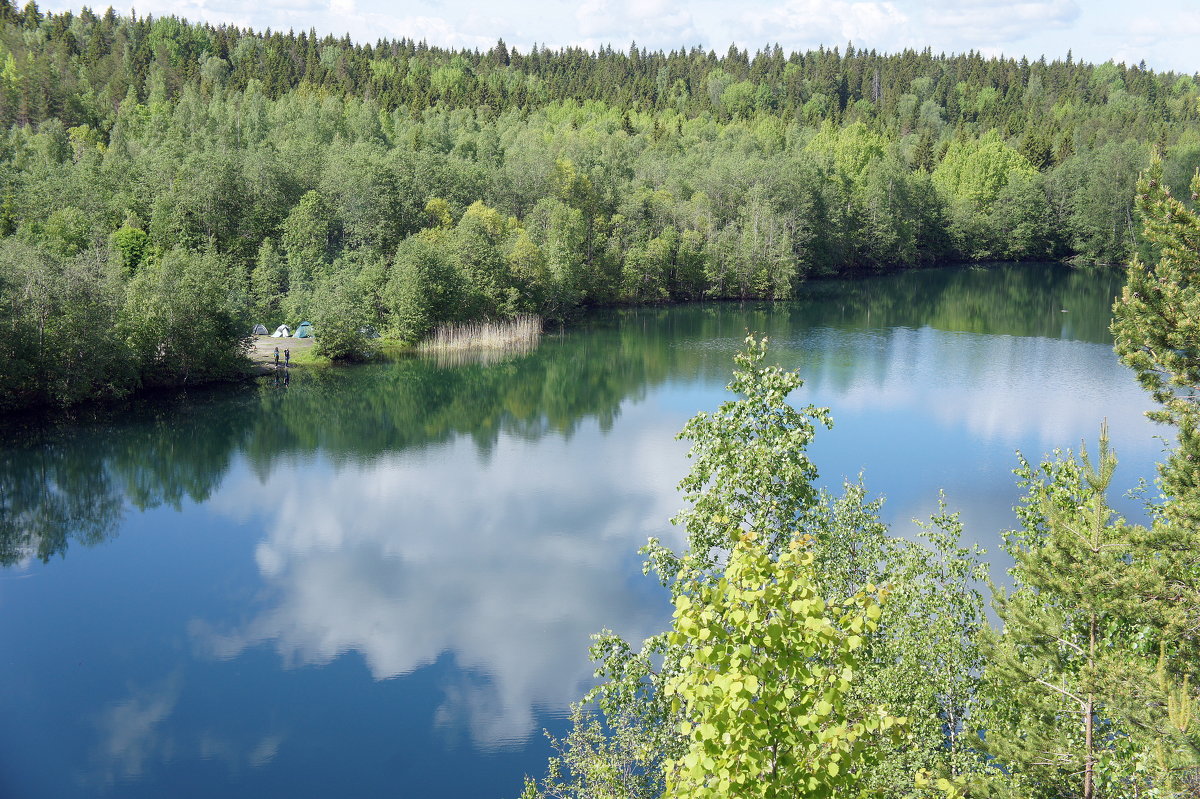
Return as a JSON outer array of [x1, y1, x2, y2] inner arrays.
[[2, 4, 1200, 409]]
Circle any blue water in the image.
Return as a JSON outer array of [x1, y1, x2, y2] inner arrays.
[[0, 263, 1161, 797]]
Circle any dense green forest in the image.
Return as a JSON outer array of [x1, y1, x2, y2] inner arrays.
[[1, 4, 1199, 410]]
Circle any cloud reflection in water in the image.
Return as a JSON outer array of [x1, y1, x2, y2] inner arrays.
[[202, 412, 688, 748], [196, 325, 1159, 752]]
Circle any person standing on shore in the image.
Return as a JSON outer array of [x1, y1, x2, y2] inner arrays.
[[284, 348, 290, 367], [274, 347, 279, 366]]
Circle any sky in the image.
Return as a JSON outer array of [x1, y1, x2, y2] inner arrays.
[[44, 0, 1200, 74]]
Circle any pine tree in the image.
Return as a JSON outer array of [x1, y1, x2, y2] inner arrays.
[[1113, 162, 1200, 532], [1110, 163, 1200, 791], [1112, 163, 1200, 650], [980, 428, 1155, 798]]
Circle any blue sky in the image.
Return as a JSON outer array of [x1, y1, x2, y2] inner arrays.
[[47, 1, 1200, 73]]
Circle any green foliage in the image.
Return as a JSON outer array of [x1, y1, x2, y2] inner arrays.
[[1048, 141, 1149, 265], [665, 534, 901, 799], [1110, 163, 1200, 790], [451, 200, 521, 318], [119, 247, 250, 387], [707, 186, 796, 299], [281, 189, 336, 292], [386, 228, 464, 342], [807, 121, 886, 184], [988, 173, 1053, 260], [978, 428, 1178, 798], [1113, 162, 1200, 531], [310, 263, 376, 361], [250, 238, 287, 324], [806, 487, 989, 794], [528, 336, 993, 799], [934, 131, 1037, 213], [933, 132, 1044, 258], [0, 239, 131, 406], [520, 701, 667, 799], [646, 335, 831, 580], [110, 223, 152, 272], [1, 7, 1197, 408]]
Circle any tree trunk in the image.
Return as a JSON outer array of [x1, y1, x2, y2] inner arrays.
[[1084, 612, 1096, 799]]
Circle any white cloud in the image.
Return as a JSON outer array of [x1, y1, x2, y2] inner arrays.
[[1102, 12, 1200, 68], [788, 326, 1154, 450], [920, 0, 1080, 46], [36, 0, 1198, 70], [572, 0, 700, 49], [575, 0, 611, 38], [741, 0, 911, 51]]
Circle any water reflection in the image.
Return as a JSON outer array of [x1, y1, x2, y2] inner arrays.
[[0, 263, 1130, 568], [0, 392, 259, 566], [0, 263, 1161, 798], [91, 676, 182, 787], [790, 327, 1146, 448], [201, 419, 685, 747]]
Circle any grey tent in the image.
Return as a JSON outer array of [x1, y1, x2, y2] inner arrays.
[[252, 324, 268, 335], [271, 324, 291, 338]]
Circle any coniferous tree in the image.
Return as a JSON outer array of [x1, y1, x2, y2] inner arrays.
[[980, 429, 1169, 798], [1111, 164, 1200, 791], [1113, 162, 1200, 532]]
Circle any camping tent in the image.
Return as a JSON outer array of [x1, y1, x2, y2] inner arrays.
[[296, 321, 314, 338], [252, 324, 268, 335], [271, 324, 291, 337]]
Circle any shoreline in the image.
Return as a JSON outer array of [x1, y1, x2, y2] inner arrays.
[[247, 335, 316, 374], [2, 261, 1123, 416]]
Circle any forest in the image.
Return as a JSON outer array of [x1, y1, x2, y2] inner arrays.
[[0, 5, 1198, 409]]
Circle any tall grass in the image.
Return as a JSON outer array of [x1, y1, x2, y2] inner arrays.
[[418, 315, 543, 366]]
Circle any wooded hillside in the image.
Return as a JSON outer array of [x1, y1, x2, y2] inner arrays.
[[1, 5, 1198, 408]]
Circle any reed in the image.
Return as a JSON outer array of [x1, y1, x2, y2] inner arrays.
[[418, 315, 542, 364]]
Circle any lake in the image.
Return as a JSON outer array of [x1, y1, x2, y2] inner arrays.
[[0, 263, 1162, 798]]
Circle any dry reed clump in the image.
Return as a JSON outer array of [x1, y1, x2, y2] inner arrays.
[[418, 315, 542, 365]]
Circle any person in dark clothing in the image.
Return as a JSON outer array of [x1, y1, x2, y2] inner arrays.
[[284, 348, 290, 367]]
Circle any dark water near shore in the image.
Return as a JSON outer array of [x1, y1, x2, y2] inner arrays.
[[0, 263, 1160, 798]]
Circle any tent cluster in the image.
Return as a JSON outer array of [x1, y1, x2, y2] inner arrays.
[[257, 322, 313, 339]]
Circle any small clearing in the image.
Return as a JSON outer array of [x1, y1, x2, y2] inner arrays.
[[247, 335, 315, 373]]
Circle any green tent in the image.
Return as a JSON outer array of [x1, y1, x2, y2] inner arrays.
[[296, 321, 313, 338]]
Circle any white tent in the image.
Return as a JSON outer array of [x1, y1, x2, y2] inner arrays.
[[252, 324, 268, 335], [271, 324, 291, 338]]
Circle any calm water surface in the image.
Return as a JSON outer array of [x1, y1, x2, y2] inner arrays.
[[0, 263, 1161, 797]]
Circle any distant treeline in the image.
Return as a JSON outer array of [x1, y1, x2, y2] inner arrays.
[[0, 6, 1198, 409]]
